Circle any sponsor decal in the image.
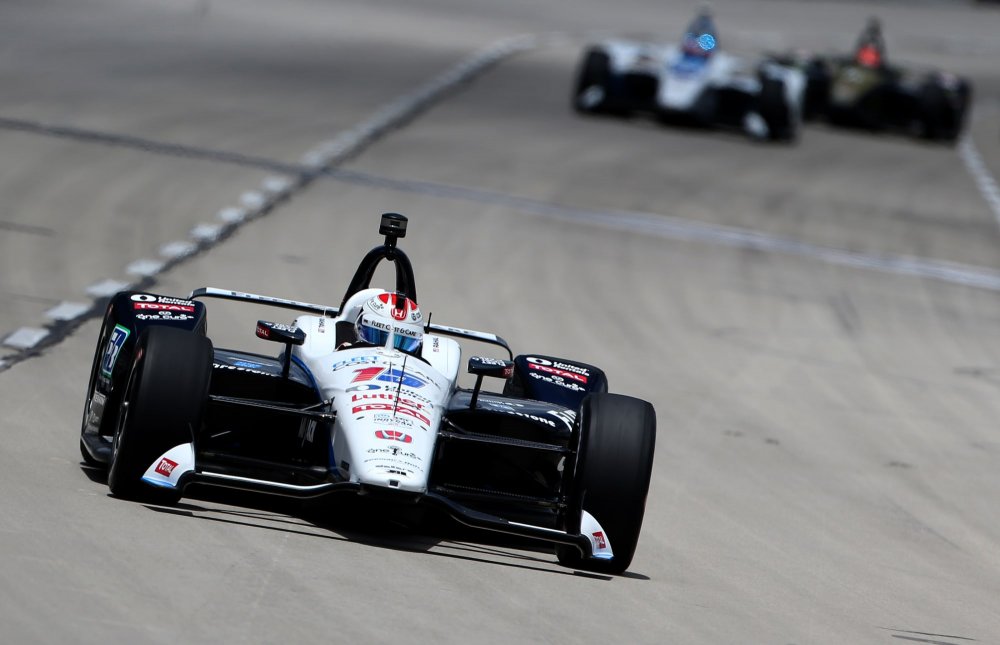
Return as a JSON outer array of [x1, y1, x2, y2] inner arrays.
[[134, 302, 196, 313], [100, 324, 130, 377], [367, 447, 418, 459], [233, 360, 262, 369], [268, 322, 299, 333], [375, 430, 412, 443], [351, 392, 426, 410], [527, 362, 588, 384], [526, 357, 590, 383], [548, 409, 577, 428], [135, 312, 192, 321], [298, 418, 317, 443], [372, 413, 415, 427], [432, 337, 440, 352], [398, 388, 434, 405], [489, 406, 556, 427], [480, 398, 523, 411], [155, 458, 179, 477], [365, 460, 423, 474], [332, 355, 379, 371], [131, 294, 196, 306], [213, 362, 278, 378], [353, 403, 430, 426], [317, 318, 327, 334], [592, 531, 607, 550], [345, 383, 381, 393], [528, 371, 587, 393], [351, 366, 427, 388]]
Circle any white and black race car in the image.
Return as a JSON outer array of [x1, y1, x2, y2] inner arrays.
[[572, 10, 805, 142], [79, 213, 657, 574]]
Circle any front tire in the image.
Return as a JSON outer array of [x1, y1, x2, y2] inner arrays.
[[557, 393, 656, 574], [573, 50, 613, 113], [108, 326, 212, 504]]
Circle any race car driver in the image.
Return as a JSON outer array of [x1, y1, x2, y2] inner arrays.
[[341, 290, 424, 355], [854, 17, 886, 68]]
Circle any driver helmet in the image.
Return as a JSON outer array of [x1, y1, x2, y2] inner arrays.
[[355, 291, 424, 354], [681, 9, 718, 58], [855, 17, 884, 68]]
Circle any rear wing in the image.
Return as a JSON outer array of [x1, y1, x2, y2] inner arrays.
[[190, 287, 512, 358]]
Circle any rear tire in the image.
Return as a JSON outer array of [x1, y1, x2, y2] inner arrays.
[[108, 326, 212, 504], [917, 81, 968, 143], [557, 393, 656, 574], [759, 77, 797, 142]]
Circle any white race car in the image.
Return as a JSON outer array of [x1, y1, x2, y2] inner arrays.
[[573, 10, 805, 142], [80, 213, 657, 574]]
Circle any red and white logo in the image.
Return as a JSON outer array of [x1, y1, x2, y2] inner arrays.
[[134, 302, 196, 313], [375, 430, 412, 443], [378, 293, 414, 321], [528, 362, 588, 384], [155, 458, 179, 477], [592, 531, 606, 549]]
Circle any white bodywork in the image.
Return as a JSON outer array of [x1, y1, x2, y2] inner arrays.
[[590, 39, 804, 127], [290, 288, 461, 494]]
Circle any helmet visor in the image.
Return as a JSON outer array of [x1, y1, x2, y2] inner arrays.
[[358, 321, 421, 353]]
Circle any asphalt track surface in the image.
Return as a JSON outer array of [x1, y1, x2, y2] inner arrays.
[[3, 0, 1000, 643]]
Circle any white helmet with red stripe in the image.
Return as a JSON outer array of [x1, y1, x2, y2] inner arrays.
[[355, 291, 423, 353]]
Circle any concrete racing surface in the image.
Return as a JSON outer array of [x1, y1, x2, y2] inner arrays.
[[3, 0, 1000, 642]]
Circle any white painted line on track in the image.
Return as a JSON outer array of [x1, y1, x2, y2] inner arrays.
[[239, 191, 267, 211], [300, 34, 539, 170], [3, 327, 49, 350], [45, 301, 91, 321], [190, 223, 224, 242], [86, 279, 132, 298], [959, 137, 1000, 227], [160, 240, 198, 259], [262, 176, 294, 196], [217, 207, 249, 224], [126, 258, 166, 277]]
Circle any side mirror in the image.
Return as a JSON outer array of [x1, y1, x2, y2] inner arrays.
[[256, 320, 306, 378], [256, 320, 306, 346], [467, 356, 514, 409]]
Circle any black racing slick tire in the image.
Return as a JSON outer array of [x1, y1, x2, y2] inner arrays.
[[917, 81, 968, 144], [557, 393, 656, 574], [759, 77, 797, 142], [108, 326, 212, 504], [573, 50, 613, 113]]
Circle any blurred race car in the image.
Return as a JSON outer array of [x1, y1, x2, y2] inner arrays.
[[572, 10, 805, 142], [772, 18, 971, 142], [79, 213, 657, 574]]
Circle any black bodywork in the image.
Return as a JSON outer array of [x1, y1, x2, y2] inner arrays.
[[776, 53, 971, 142]]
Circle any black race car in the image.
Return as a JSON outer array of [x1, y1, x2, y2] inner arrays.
[[79, 213, 657, 574], [773, 19, 971, 142]]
